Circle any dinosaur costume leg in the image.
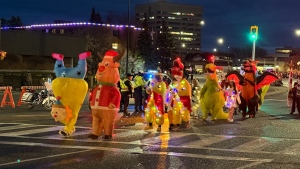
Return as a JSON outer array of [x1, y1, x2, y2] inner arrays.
[[200, 100, 209, 120]]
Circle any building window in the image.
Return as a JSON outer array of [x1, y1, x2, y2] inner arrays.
[[112, 43, 118, 49]]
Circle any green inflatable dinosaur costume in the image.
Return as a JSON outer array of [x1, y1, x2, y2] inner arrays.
[[200, 63, 228, 121]]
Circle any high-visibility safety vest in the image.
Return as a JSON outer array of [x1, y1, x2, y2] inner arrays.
[[121, 79, 132, 92], [133, 75, 145, 88]]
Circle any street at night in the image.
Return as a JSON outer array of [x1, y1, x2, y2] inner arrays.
[[0, 76, 299, 169]]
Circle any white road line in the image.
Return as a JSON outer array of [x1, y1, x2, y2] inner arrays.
[[180, 135, 234, 148], [234, 137, 283, 151], [236, 161, 265, 169], [0, 126, 62, 136], [0, 124, 36, 131], [0, 141, 273, 167], [264, 99, 286, 102], [280, 142, 300, 155]]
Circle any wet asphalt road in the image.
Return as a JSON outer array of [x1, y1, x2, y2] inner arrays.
[[0, 77, 300, 169]]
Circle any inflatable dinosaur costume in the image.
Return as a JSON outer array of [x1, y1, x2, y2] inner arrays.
[[200, 63, 228, 121], [226, 59, 278, 118]]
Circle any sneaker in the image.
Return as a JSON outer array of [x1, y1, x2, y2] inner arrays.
[[59, 130, 70, 137], [88, 134, 99, 139], [227, 119, 234, 122], [144, 126, 153, 130], [156, 126, 161, 132], [102, 135, 112, 141]]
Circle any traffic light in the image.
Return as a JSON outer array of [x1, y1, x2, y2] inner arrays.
[[208, 55, 215, 63], [250, 25, 258, 40]]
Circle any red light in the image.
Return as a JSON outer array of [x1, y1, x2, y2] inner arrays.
[[176, 58, 180, 61]]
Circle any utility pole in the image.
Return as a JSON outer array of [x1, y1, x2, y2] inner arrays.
[[126, 0, 130, 75], [250, 25, 258, 60]]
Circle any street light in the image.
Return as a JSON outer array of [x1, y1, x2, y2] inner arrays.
[[295, 29, 300, 37], [217, 38, 224, 45], [126, 0, 130, 75]]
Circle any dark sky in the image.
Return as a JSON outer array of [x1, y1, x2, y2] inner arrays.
[[1, 0, 300, 54]]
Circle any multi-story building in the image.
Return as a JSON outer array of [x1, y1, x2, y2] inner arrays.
[[135, 0, 203, 59], [0, 22, 142, 88]]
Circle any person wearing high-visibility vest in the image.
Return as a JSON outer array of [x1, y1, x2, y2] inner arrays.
[[121, 73, 133, 117], [133, 71, 145, 113]]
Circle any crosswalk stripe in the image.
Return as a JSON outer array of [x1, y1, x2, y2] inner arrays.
[[0, 140, 273, 167], [0, 124, 36, 131], [0, 126, 61, 136], [180, 135, 234, 148], [280, 142, 300, 155], [233, 137, 281, 151]]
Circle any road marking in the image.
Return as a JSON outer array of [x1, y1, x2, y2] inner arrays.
[[236, 161, 266, 169], [234, 137, 282, 151], [0, 124, 36, 131], [264, 99, 286, 102], [0, 126, 62, 136], [180, 135, 234, 148], [0, 141, 273, 167]]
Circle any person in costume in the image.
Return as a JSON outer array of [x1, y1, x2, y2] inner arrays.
[[224, 79, 240, 122], [200, 62, 227, 121], [50, 51, 90, 137], [191, 78, 201, 119], [88, 49, 124, 140], [226, 59, 278, 118], [170, 58, 192, 131], [144, 73, 166, 131]]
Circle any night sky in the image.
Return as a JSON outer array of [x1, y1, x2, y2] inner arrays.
[[1, 0, 300, 54]]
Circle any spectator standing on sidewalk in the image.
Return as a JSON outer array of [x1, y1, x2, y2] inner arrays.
[[290, 82, 299, 114]]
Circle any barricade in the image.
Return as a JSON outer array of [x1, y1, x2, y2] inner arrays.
[[17, 86, 46, 106], [0, 86, 15, 108]]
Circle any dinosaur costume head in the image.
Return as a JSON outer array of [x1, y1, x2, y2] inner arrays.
[[205, 63, 218, 82], [241, 59, 258, 82]]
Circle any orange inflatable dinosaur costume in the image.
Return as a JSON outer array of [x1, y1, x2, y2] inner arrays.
[[226, 59, 278, 118]]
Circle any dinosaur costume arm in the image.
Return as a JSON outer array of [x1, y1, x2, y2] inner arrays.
[[200, 83, 208, 98]]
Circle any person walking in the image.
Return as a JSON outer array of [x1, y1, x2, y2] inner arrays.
[[290, 82, 299, 114], [121, 74, 133, 117], [133, 70, 145, 114], [224, 79, 240, 122]]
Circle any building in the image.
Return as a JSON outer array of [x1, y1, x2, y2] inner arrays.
[[0, 22, 142, 88], [135, 0, 203, 59]]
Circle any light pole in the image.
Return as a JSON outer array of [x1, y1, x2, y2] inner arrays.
[[126, 0, 130, 74]]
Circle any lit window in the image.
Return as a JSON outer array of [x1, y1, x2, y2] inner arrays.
[[112, 43, 118, 49]]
